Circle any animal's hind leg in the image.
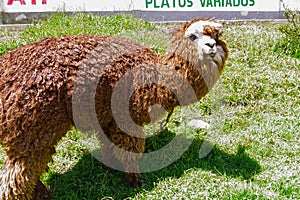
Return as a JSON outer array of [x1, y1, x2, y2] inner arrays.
[[110, 131, 145, 188], [0, 147, 55, 200], [0, 126, 69, 200], [0, 155, 40, 200]]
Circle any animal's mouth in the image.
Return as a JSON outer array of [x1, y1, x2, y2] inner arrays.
[[209, 52, 216, 58], [205, 52, 216, 60]]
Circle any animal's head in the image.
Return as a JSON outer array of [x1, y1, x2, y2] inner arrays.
[[169, 18, 228, 63], [165, 18, 229, 101], [183, 18, 223, 58]]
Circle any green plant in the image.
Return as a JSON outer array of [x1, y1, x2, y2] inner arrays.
[[274, 5, 300, 58]]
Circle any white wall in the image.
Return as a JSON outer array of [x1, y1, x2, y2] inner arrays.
[[281, 0, 300, 10], [1, 0, 299, 12]]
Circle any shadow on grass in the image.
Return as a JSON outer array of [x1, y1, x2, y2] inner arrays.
[[45, 129, 261, 199]]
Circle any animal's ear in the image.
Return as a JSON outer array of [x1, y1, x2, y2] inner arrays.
[[166, 28, 181, 36], [215, 27, 223, 38], [204, 25, 223, 39]]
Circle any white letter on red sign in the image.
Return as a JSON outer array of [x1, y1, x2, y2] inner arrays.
[[32, 0, 47, 4], [7, 0, 26, 5], [7, 0, 47, 5]]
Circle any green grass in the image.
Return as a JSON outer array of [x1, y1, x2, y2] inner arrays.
[[1, 13, 300, 199]]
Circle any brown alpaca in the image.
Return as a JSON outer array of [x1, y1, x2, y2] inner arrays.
[[0, 18, 228, 199]]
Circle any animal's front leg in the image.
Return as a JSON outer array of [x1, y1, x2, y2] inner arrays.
[[125, 170, 142, 188], [101, 143, 120, 171], [110, 131, 145, 187], [32, 180, 51, 200]]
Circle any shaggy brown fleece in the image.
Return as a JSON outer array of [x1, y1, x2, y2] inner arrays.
[[0, 18, 228, 199]]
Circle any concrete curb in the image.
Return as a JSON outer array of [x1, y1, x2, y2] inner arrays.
[[0, 24, 30, 31], [1, 10, 288, 24]]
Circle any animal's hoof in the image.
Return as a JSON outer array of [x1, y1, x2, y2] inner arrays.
[[102, 163, 115, 171], [33, 180, 51, 200], [126, 173, 142, 188], [128, 179, 143, 188], [102, 163, 110, 169]]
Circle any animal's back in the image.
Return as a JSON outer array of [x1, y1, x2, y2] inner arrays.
[[0, 34, 155, 146]]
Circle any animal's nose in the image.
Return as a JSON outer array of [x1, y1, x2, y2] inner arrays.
[[205, 43, 216, 48]]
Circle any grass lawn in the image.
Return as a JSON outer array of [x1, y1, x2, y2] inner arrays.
[[0, 14, 299, 199]]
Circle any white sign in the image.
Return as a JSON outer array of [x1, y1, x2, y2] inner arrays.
[[2, 0, 299, 13], [143, 0, 280, 11]]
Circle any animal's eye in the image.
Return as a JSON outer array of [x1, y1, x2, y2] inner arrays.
[[189, 34, 197, 41]]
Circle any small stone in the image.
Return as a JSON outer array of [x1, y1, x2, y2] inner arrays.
[[15, 14, 27, 22], [187, 119, 210, 129]]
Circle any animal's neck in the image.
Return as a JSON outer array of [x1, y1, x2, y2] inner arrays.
[[130, 38, 228, 125], [157, 37, 228, 102]]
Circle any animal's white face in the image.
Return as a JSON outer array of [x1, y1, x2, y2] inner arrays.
[[184, 20, 222, 60]]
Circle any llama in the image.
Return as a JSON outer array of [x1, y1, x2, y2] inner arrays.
[[0, 18, 228, 199]]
